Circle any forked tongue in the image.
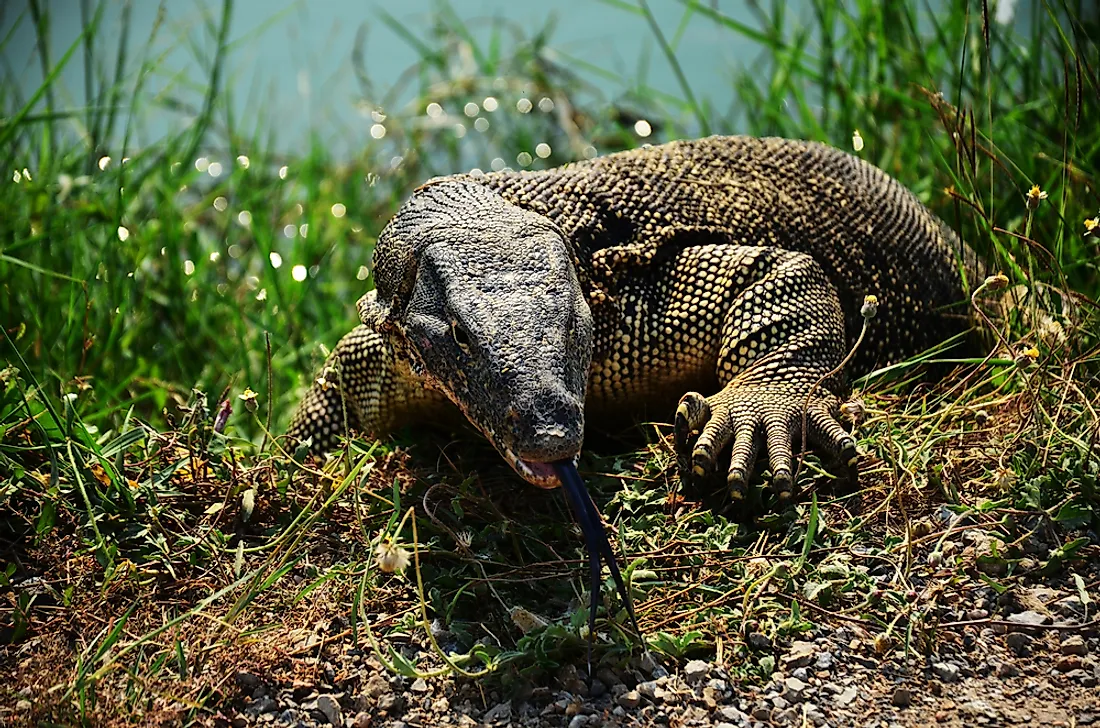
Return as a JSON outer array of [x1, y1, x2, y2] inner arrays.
[[552, 459, 643, 679]]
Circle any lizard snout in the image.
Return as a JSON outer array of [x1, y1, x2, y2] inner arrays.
[[506, 388, 585, 463]]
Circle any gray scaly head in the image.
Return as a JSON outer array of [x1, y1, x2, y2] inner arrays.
[[359, 179, 596, 487]]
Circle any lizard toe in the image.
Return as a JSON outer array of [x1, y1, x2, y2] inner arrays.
[[764, 416, 797, 499], [675, 392, 711, 488], [726, 422, 760, 500]]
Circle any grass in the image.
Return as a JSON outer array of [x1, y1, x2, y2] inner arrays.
[[1, 0, 1099, 724]]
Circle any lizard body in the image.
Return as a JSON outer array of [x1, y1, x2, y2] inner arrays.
[[288, 136, 975, 494]]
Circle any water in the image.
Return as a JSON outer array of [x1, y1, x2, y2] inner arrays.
[[2, 0, 791, 155]]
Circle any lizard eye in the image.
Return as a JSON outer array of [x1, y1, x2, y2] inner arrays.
[[451, 321, 472, 352]]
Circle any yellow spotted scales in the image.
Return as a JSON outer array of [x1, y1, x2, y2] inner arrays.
[[288, 135, 976, 495]]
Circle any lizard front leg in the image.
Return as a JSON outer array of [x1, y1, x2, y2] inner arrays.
[[674, 248, 859, 499], [286, 313, 451, 452]]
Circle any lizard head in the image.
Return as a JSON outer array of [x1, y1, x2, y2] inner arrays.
[[360, 179, 594, 488]]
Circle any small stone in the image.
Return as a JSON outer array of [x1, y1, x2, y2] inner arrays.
[[1060, 635, 1088, 656], [639, 651, 661, 674], [1006, 632, 1033, 656], [783, 676, 807, 701], [597, 668, 622, 686], [316, 695, 341, 725], [15, 700, 31, 711], [377, 694, 402, 713], [776, 707, 801, 724], [618, 690, 642, 709], [637, 681, 659, 700], [996, 661, 1018, 678], [1065, 669, 1098, 687], [814, 652, 834, 671], [752, 702, 772, 721], [966, 608, 989, 621], [1053, 596, 1084, 616], [771, 695, 790, 710], [836, 686, 858, 706], [245, 697, 278, 716], [718, 705, 749, 723], [410, 678, 429, 693], [482, 702, 511, 723], [235, 672, 263, 690], [932, 662, 960, 683], [684, 659, 710, 684], [364, 675, 388, 699], [568, 715, 588, 728], [783, 641, 816, 668], [1055, 656, 1083, 672], [352, 712, 371, 728], [891, 687, 912, 708], [747, 632, 773, 651], [1005, 610, 1051, 628]]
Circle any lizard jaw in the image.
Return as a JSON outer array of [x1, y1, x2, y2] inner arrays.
[[503, 448, 580, 488]]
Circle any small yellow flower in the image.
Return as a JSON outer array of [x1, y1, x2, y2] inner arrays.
[[1014, 346, 1039, 367], [860, 294, 879, 319], [992, 467, 1018, 491], [374, 540, 411, 574], [238, 387, 259, 412], [509, 606, 549, 634], [983, 273, 1009, 291], [840, 398, 865, 423], [1085, 217, 1099, 236], [1025, 185, 1047, 210]]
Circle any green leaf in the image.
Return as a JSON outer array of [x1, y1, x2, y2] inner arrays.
[[388, 646, 420, 677]]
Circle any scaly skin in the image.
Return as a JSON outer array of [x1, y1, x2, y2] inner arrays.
[[287, 136, 976, 494]]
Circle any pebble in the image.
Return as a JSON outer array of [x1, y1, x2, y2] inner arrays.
[[996, 661, 1019, 678], [637, 681, 659, 700], [783, 676, 807, 701], [1054, 596, 1084, 616], [15, 700, 31, 711], [410, 678, 429, 693], [364, 675, 389, 699], [932, 662, 960, 683], [1005, 610, 1051, 628], [1006, 632, 1033, 656], [836, 686, 859, 706], [891, 687, 912, 708], [1060, 635, 1088, 655], [618, 690, 642, 709], [776, 707, 801, 724], [482, 702, 511, 723], [568, 715, 588, 728], [783, 641, 816, 668], [352, 712, 371, 728], [245, 696, 277, 715], [747, 632, 773, 651], [235, 672, 263, 690], [718, 706, 750, 723], [814, 652, 834, 671], [684, 659, 710, 684], [316, 695, 341, 725], [1055, 656, 1083, 672], [1065, 669, 1098, 687]]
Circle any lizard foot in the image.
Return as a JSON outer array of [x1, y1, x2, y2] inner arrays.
[[674, 380, 857, 500]]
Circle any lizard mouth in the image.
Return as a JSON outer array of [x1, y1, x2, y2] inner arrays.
[[502, 448, 579, 488]]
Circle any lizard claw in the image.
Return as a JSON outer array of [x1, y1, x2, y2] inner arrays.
[[675, 380, 856, 499]]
